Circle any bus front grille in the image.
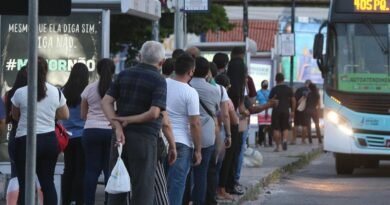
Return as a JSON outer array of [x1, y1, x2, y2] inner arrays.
[[327, 89, 390, 115], [366, 136, 385, 148]]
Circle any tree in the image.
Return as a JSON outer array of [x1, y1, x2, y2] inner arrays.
[[110, 3, 233, 60]]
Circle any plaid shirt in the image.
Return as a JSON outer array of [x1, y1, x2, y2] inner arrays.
[[107, 63, 167, 135]]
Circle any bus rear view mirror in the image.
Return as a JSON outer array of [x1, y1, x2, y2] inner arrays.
[[313, 33, 324, 59]]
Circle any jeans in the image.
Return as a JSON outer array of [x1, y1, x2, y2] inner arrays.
[[205, 147, 223, 205], [108, 129, 158, 205], [8, 126, 17, 178], [15, 132, 60, 205], [62, 137, 85, 205], [235, 128, 249, 183], [82, 128, 112, 205], [191, 145, 215, 205], [219, 124, 240, 189], [167, 143, 193, 205]]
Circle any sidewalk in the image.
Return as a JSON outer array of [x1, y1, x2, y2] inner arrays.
[[222, 142, 323, 204], [93, 142, 323, 205]]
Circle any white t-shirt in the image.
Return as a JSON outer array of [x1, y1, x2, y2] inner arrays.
[[81, 81, 111, 129], [11, 83, 67, 138], [219, 85, 230, 103], [166, 78, 200, 147]]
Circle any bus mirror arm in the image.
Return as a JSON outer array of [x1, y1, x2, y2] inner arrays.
[[313, 21, 328, 77]]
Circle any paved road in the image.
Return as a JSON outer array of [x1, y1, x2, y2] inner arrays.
[[245, 153, 390, 205]]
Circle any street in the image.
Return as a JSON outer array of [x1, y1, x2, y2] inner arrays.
[[247, 153, 390, 205]]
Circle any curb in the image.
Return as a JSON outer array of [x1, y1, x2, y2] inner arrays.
[[228, 147, 324, 205]]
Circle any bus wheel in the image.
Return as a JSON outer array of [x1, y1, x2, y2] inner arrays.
[[364, 160, 379, 169], [335, 154, 354, 175]]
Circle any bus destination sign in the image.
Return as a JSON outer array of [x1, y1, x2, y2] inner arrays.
[[354, 0, 390, 13]]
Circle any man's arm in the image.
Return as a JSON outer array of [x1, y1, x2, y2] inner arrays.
[[162, 111, 177, 165], [101, 95, 125, 144], [290, 96, 296, 119], [220, 101, 231, 147], [189, 115, 202, 166], [112, 106, 162, 126], [249, 97, 278, 114]]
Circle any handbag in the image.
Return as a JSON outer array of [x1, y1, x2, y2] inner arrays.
[[297, 96, 307, 112], [105, 143, 131, 194], [55, 123, 69, 152], [55, 88, 69, 152]]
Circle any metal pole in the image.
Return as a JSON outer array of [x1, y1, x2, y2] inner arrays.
[[243, 0, 249, 41], [26, 0, 38, 203], [152, 20, 160, 42], [174, 0, 184, 49], [290, 0, 295, 88]]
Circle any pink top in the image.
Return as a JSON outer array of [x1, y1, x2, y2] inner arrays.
[[81, 82, 111, 130]]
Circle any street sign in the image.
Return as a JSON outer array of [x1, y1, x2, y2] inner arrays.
[[280, 33, 295, 56], [121, 0, 161, 20], [184, 0, 209, 12]]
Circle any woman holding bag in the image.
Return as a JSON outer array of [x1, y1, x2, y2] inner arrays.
[[11, 57, 69, 205]]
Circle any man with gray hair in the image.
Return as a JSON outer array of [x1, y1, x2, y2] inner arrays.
[[102, 40, 167, 205]]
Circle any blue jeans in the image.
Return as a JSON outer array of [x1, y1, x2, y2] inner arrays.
[[167, 143, 193, 205], [15, 132, 60, 205], [235, 128, 249, 183], [192, 145, 215, 205], [82, 128, 112, 205]]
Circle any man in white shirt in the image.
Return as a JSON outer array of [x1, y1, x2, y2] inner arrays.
[[166, 53, 202, 205]]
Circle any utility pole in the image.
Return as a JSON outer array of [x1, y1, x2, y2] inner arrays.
[[243, 0, 249, 41], [152, 20, 160, 41], [174, 0, 184, 49], [26, 0, 38, 204], [290, 0, 296, 88]]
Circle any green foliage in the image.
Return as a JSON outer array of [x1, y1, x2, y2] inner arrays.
[[110, 14, 152, 58], [159, 4, 234, 38], [110, 4, 233, 59]]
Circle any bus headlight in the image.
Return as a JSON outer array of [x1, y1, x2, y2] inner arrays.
[[326, 110, 353, 136]]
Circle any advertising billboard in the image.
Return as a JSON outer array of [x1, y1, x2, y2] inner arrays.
[[1, 11, 103, 89], [279, 16, 324, 84]]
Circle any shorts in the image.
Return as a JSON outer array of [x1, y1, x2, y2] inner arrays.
[[271, 111, 290, 131], [294, 111, 306, 126]]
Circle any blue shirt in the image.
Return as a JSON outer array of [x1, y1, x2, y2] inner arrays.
[[62, 105, 85, 138], [107, 63, 167, 135], [256, 89, 270, 105], [0, 98, 5, 119]]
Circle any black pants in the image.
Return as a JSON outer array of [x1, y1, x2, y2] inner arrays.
[[205, 150, 219, 205], [219, 124, 241, 190], [62, 137, 85, 205], [107, 129, 158, 205], [15, 132, 60, 205], [257, 124, 272, 146], [305, 109, 322, 143]]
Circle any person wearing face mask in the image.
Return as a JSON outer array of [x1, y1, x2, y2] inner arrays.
[[256, 80, 272, 147]]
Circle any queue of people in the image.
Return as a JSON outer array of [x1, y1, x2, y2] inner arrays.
[[0, 40, 322, 205]]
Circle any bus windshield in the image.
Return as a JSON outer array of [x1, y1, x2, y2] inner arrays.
[[334, 23, 390, 93]]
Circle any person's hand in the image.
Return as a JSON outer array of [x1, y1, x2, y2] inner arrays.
[[193, 150, 202, 166], [168, 146, 177, 165], [224, 137, 232, 148], [115, 126, 126, 145], [112, 116, 131, 127], [268, 96, 279, 108]]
